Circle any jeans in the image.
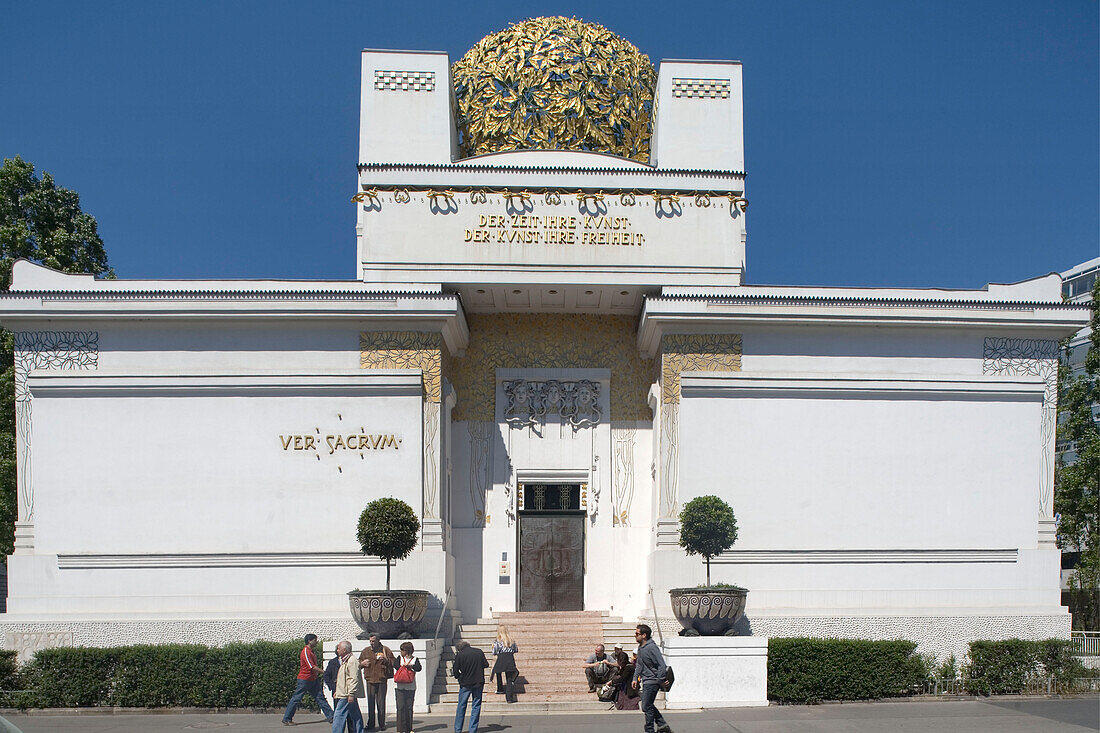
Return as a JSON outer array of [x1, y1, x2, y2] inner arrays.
[[283, 677, 335, 723], [394, 687, 415, 733], [366, 680, 387, 729], [332, 698, 365, 733], [454, 684, 482, 733], [639, 683, 668, 733]]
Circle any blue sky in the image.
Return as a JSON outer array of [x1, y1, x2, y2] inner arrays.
[[3, 1, 1096, 288]]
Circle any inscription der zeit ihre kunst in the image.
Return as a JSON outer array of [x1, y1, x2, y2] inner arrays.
[[464, 214, 645, 246], [280, 432, 402, 456]]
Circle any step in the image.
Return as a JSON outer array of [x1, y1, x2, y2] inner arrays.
[[435, 686, 598, 699], [435, 700, 633, 712]]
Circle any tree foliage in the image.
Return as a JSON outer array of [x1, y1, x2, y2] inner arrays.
[[357, 497, 420, 591], [679, 494, 738, 586], [1055, 275, 1099, 629], [0, 157, 114, 557]]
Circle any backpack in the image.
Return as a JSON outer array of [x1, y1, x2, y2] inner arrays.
[[659, 665, 675, 692]]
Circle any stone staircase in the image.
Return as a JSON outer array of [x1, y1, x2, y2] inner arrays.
[[430, 611, 656, 712]]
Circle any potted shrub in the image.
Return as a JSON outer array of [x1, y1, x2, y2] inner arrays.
[[670, 494, 748, 635], [348, 497, 430, 639]]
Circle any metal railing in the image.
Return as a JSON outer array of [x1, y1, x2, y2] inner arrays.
[[917, 676, 1100, 696], [1071, 630, 1100, 657]]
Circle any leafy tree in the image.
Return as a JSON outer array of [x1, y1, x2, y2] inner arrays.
[[679, 494, 738, 586], [356, 498, 420, 591], [0, 157, 114, 556], [1055, 276, 1099, 630]]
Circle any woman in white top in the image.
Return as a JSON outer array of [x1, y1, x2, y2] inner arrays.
[[394, 641, 421, 733]]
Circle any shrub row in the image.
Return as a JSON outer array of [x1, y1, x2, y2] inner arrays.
[[964, 638, 1086, 694], [5, 636, 1092, 708], [768, 636, 1094, 703], [768, 638, 926, 703], [12, 640, 318, 709]]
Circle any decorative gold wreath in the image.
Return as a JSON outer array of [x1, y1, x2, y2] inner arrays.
[[451, 16, 657, 163]]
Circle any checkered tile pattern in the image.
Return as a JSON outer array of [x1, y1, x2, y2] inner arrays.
[[374, 70, 436, 92], [671, 78, 731, 99]]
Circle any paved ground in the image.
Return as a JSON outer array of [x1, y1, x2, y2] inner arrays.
[[2, 699, 1098, 733]]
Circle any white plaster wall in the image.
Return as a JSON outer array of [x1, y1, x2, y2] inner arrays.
[[739, 325, 986, 377], [31, 384, 422, 554], [356, 192, 746, 287], [665, 372, 1060, 620], [678, 385, 1041, 551], [359, 50, 456, 165], [10, 372, 449, 615], [652, 61, 744, 172], [94, 321, 363, 372]]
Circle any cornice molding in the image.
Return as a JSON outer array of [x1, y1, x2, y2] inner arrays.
[[58, 552, 386, 569], [638, 298, 1088, 356], [679, 372, 1045, 401], [358, 162, 746, 177], [711, 548, 1018, 564], [27, 371, 425, 398]]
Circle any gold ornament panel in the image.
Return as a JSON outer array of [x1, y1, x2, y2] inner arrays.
[[660, 334, 742, 404], [360, 331, 443, 402], [450, 314, 655, 423], [452, 16, 656, 162]]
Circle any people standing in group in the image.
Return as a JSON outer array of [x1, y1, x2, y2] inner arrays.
[[490, 625, 519, 703], [283, 633, 334, 727], [393, 641, 422, 733], [582, 642, 615, 692], [451, 639, 488, 733], [632, 625, 672, 733], [331, 640, 366, 733], [359, 633, 396, 731]]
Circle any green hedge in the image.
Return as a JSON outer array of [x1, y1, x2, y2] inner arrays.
[[965, 639, 1086, 695], [768, 638, 927, 703], [14, 640, 319, 709]]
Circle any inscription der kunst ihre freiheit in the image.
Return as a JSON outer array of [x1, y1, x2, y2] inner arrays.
[[465, 214, 645, 246], [280, 431, 402, 456]]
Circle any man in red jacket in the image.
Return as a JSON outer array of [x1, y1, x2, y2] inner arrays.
[[283, 633, 334, 726]]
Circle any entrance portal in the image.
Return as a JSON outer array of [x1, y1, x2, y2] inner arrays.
[[518, 483, 584, 611]]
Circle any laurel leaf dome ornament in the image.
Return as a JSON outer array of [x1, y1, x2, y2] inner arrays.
[[452, 17, 657, 163]]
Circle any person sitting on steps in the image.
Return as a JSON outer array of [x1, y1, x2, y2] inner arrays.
[[582, 643, 616, 693]]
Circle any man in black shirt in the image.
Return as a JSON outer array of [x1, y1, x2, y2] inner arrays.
[[452, 640, 489, 733]]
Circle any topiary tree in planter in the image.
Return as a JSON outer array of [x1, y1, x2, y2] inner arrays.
[[671, 495, 747, 635], [357, 497, 420, 591], [679, 494, 738, 586], [350, 498, 429, 639]]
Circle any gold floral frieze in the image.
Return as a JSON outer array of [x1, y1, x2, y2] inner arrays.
[[360, 331, 444, 402], [449, 314, 656, 422], [660, 334, 742, 404]]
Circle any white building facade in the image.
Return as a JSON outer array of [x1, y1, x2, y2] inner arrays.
[[0, 20, 1089, 663]]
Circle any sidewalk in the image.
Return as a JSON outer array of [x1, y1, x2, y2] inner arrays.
[[4, 699, 1098, 733]]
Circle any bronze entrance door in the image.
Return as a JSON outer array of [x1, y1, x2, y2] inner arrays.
[[518, 514, 584, 611]]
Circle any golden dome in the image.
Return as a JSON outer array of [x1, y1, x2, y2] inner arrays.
[[452, 17, 656, 163]]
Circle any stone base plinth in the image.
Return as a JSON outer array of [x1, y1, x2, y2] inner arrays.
[[661, 636, 768, 708]]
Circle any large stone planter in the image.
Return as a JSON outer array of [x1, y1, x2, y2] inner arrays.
[[670, 586, 748, 636], [348, 589, 430, 639]]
